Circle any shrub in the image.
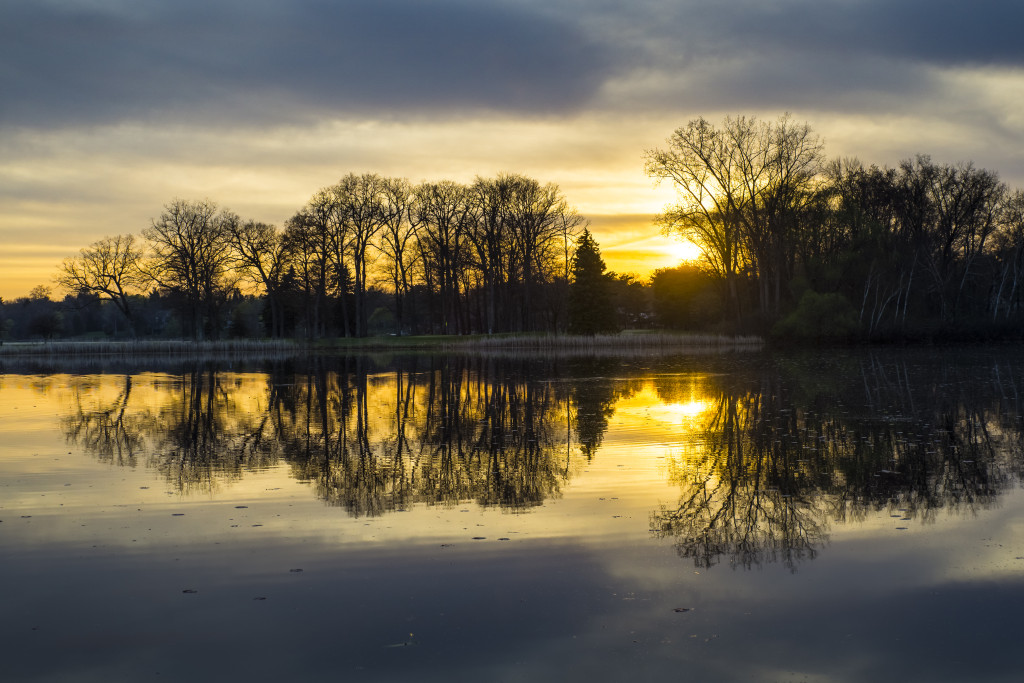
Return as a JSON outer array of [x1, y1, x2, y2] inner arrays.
[[771, 291, 858, 343]]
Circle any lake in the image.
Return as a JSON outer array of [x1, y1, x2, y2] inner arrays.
[[2, 348, 1023, 682]]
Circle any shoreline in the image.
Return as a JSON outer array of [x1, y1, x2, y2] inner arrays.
[[0, 332, 763, 358]]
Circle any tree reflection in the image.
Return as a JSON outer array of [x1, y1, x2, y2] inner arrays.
[[144, 369, 282, 492], [570, 357, 636, 459], [51, 349, 1024, 557], [275, 356, 582, 515], [652, 352, 1024, 570], [61, 369, 283, 493], [59, 356, 594, 513], [61, 375, 145, 467]]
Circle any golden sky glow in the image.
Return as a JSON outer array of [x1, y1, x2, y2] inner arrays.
[[0, 116, 693, 298], [4, 1, 1024, 299]]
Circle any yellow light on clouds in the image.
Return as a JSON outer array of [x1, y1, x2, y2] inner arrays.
[[590, 214, 702, 276]]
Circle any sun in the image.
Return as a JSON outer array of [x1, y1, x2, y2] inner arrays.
[[667, 238, 702, 263]]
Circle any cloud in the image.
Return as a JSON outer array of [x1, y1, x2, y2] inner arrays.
[[0, 0, 614, 128], [718, 0, 1024, 68], [6, 0, 1024, 130], [585, 0, 1024, 117], [5, 0, 1024, 299], [602, 0, 1024, 68]]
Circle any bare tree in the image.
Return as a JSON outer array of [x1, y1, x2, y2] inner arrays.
[[224, 219, 290, 338], [991, 190, 1024, 320], [283, 207, 336, 339], [466, 174, 582, 333], [415, 180, 474, 334], [646, 114, 823, 323], [332, 173, 390, 337], [918, 159, 1005, 319], [503, 175, 578, 331], [377, 177, 421, 334], [56, 234, 145, 335], [646, 117, 751, 323], [469, 175, 514, 335], [143, 199, 236, 340]]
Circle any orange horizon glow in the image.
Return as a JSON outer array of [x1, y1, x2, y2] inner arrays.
[[0, 216, 702, 300]]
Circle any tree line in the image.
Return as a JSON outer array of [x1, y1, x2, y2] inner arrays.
[[5, 114, 1024, 343], [646, 114, 1024, 341], [1, 172, 590, 341]]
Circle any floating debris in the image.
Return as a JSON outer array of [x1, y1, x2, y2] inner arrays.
[[289, 568, 303, 573], [182, 589, 198, 594], [387, 634, 416, 648], [673, 607, 692, 613]]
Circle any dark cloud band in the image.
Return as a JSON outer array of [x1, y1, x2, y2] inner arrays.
[[0, 0, 612, 127], [3, 0, 1023, 129]]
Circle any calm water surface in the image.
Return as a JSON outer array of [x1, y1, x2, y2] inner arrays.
[[2, 349, 1023, 682]]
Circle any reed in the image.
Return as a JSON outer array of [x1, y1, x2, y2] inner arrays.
[[0, 332, 762, 358], [0, 339, 300, 358], [441, 332, 764, 351]]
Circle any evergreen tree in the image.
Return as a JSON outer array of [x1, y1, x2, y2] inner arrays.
[[568, 230, 616, 334]]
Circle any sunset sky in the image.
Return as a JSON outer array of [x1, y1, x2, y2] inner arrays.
[[3, 0, 1024, 299]]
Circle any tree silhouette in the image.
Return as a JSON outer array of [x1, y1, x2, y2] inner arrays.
[[56, 234, 144, 336], [568, 229, 616, 335], [143, 199, 236, 340]]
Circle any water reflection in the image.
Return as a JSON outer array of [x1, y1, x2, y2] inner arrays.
[[62, 370, 281, 491], [62, 374, 144, 467], [274, 357, 582, 514], [652, 352, 1024, 570], [57, 357, 601, 513], [36, 349, 1024, 568]]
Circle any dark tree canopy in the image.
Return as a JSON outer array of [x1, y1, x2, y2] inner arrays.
[[568, 229, 616, 335]]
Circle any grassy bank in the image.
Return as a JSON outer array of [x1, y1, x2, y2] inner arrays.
[[0, 332, 763, 358]]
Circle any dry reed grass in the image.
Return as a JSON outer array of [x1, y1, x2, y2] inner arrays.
[[442, 332, 763, 351], [0, 339, 300, 358], [0, 332, 762, 359]]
